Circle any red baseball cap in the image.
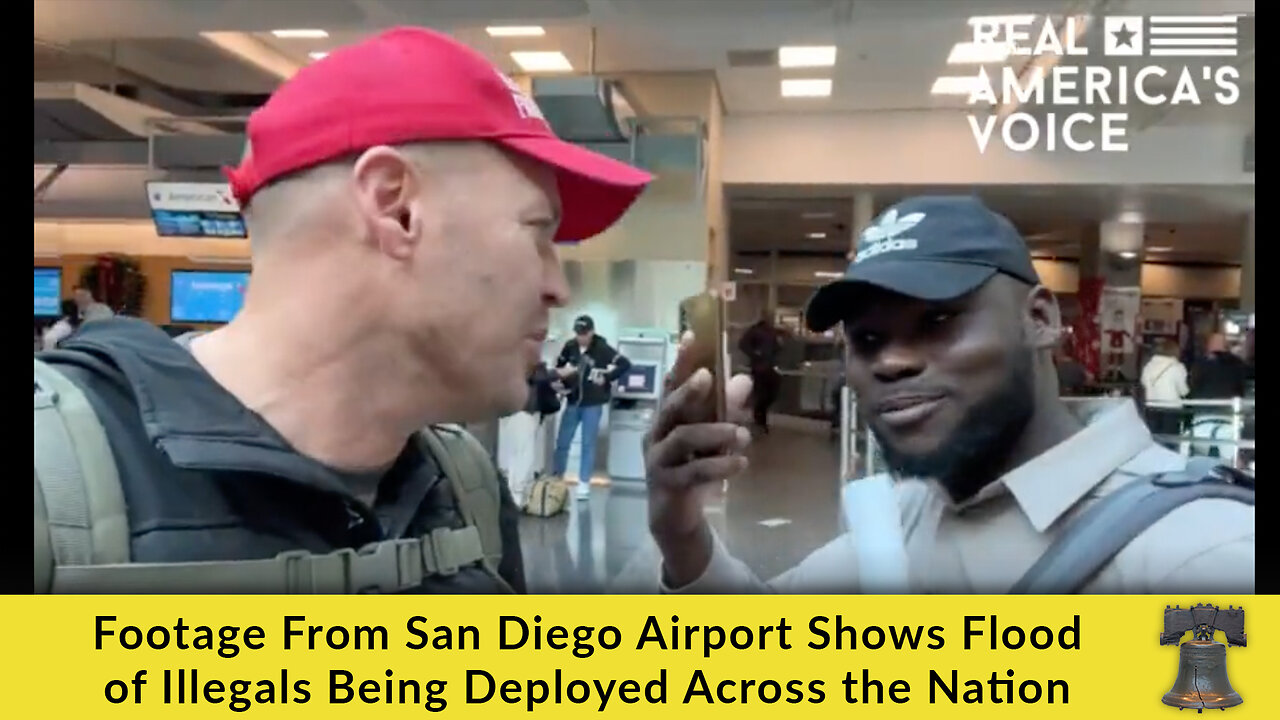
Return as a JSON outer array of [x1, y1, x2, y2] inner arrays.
[[224, 26, 653, 242]]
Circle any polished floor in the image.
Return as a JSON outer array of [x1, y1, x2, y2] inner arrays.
[[517, 425, 844, 593]]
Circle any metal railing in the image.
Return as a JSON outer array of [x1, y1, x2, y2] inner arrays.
[[1072, 396, 1256, 471], [840, 392, 1256, 480]]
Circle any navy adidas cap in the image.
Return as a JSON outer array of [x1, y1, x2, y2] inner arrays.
[[573, 315, 595, 333], [804, 196, 1041, 332]]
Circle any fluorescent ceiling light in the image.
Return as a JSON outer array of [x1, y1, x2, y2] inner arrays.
[[1118, 251, 1138, 259], [779, 45, 836, 68], [931, 75, 983, 95], [1148, 246, 1174, 252], [487, 26, 546, 37], [271, 29, 328, 39], [806, 232, 827, 239], [781, 78, 832, 98], [967, 15, 1036, 26], [510, 51, 573, 72], [308, 51, 328, 60], [734, 268, 755, 275], [814, 271, 844, 279], [802, 211, 835, 219], [947, 41, 1013, 64]]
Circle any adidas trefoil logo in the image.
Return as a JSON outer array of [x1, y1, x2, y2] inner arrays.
[[856, 209, 926, 263]]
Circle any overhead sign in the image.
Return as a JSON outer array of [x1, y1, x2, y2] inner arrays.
[[144, 181, 247, 239], [146, 182, 241, 213]]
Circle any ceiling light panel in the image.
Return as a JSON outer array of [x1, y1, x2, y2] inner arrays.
[[779, 45, 836, 68], [272, 29, 328, 39], [930, 75, 982, 95], [781, 78, 832, 97], [486, 26, 545, 37], [947, 41, 1013, 64], [510, 51, 573, 72]]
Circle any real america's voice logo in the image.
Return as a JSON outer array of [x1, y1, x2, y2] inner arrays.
[[963, 14, 1245, 154]]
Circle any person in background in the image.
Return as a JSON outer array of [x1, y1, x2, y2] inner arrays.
[[1188, 333, 1249, 459], [41, 299, 83, 351], [73, 285, 115, 322], [497, 361, 561, 504], [1140, 337, 1190, 447], [552, 315, 631, 499], [738, 310, 786, 433]]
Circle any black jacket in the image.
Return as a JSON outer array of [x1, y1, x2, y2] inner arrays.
[[1189, 351, 1249, 401], [738, 322, 783, 373], [522, 362, 561, 417], [38, 318, 525, 594], [555, 335, 631, 407]]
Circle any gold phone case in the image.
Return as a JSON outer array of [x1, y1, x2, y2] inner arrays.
[[679, 290, 728, 421]]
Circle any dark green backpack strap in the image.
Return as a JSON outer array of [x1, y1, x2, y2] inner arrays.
[[1011, 461, 1255, 594], [418, 424, 512, 592], [49, 531, 486, 594]]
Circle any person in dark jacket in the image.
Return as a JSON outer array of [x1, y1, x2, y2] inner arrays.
[[1187, 333, 1250, 458], [30, 28, 653, 595], [552, 314, 631, 498], [738, 312, 785, 432]]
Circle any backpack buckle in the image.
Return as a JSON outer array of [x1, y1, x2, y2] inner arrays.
[[425, 527, 462, 576], [349, 540, 425, 594]]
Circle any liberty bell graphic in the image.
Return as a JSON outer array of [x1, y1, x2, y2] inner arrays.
[[1160, 603, 1245, 712]]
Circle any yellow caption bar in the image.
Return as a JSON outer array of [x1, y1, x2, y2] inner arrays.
[[1, 594, 1275, 717]]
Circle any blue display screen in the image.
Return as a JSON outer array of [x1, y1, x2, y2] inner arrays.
[[35, 268, 61, 317], [170, 271, 249, 324], [153, 210, 247, 238]]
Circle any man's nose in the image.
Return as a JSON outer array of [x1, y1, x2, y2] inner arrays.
[[544, 255, 570, 307], [871, 339, 927, 383]]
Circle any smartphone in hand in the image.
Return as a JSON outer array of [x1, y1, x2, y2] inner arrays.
[[678, 290, 729, 422]]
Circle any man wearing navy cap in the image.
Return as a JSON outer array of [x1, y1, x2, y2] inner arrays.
[[644, 196, 1254, 594]]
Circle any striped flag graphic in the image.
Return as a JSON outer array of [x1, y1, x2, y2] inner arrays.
[[1147, 14, 1240, 57]]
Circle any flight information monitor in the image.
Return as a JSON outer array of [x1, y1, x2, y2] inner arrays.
[[169, 270, 249, 324], [146, 182, 248, 238], [34, 268, 61, 317]]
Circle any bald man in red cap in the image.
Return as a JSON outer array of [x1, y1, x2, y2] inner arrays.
[[34, 28, 652, 595]]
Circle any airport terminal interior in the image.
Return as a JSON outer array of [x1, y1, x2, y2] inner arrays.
[[34, 0, 1255, 593]]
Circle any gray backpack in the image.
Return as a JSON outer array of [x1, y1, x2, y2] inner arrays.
[[33, 358, 512, 594], [1012, 457, 1255, 593]]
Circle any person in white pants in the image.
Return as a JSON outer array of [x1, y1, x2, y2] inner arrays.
[[497, 362, 559, 504], [498, 410, 542, 504]]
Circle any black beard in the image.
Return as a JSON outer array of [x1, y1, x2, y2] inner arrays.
[[872, 348, 1036, 503]]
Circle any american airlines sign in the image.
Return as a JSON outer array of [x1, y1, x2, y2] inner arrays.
[[145, 182, 242, 213]]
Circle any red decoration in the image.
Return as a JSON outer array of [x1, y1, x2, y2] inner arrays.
[[79, 253, 147, 317], [1072, 276, 1105, 379]]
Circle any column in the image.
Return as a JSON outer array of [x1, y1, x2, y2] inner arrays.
[[849, 192, 875, 259], [1075, 215, 1144, 382], [767, 249, 779, 318], [1239, 211, 1254, 312]]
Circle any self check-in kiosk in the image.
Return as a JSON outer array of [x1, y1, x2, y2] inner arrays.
[[606, 331, 671, 481]]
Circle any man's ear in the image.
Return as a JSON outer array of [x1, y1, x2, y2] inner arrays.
[[351, 146, 423, 260], [1022, 284, 1063, 350]]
